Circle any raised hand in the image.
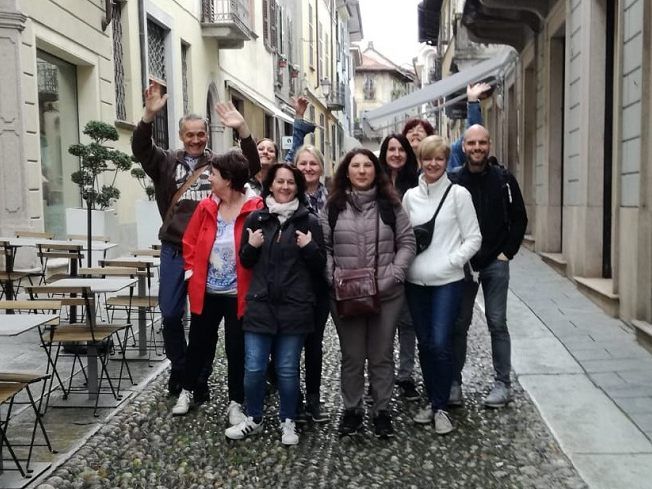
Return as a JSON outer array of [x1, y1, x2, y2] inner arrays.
[[216, 102, 251, 139], [291, 96, 310, 118], [295, 229, 312, 248], [143, 80, 168, 122], [247, 228, 264, 248], [467, 82, 492, 102]]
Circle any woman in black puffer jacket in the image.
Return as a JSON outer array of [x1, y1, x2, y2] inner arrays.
[[224, 163, 325, 446]]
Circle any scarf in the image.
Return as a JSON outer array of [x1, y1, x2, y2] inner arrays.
[[265, 195, 299, 225]]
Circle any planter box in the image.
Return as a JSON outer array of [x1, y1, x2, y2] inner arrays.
[[65, 208, 118, 239], [136, 199, 162, 249]]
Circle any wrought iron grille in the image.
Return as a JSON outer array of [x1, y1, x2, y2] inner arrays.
[[147, 20, 166, 82], [37, 59, 58, 101], [112, 1, 126, 121], [147, 20, 168, 148], [202, 0, 252, 33], [182, 43, 190, 115]]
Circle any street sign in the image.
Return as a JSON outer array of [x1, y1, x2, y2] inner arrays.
[[281, 136, 293, 150]]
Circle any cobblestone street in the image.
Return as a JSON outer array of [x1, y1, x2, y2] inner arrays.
[[36, 307, 587, 489]]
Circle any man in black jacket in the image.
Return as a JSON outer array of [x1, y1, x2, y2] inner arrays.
[[448, 124, 527, 408]]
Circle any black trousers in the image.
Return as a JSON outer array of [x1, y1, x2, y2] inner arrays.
[[182, 294, 245, 403]]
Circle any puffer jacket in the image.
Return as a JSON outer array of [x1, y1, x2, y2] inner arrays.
[[239, 204, 325, 335], [321, 187, 416, 301]]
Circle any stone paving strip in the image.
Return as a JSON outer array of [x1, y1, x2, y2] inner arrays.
[[34, 307, 587, 489]]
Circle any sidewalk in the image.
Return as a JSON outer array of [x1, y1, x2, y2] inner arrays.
[[507, 249, 652, 489]]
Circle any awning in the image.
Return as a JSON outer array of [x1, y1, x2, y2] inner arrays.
[[361, 47, 517, 132], [225, 79, 293, 124]]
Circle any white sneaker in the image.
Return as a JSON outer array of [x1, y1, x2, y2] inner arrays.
[[483, 381, 513, 408], [172, 389, 191, 416], [413, 405, 433, 424], [226, 401, 246, 426], [434, 410, 454, 435], [225, 416, 263, 440], [280, 418, 299, 445]]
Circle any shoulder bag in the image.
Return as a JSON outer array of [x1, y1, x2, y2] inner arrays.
[[333, 209, 381, 319], [413, 183, 453, 255]]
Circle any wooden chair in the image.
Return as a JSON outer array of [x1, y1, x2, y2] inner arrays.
[[0, 240, 33, 300], [25, 286, 133, 416], [36, 242, 84, 283], [14, 230, 55, 240]]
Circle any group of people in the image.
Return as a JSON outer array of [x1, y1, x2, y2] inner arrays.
[[131, 81, 527, 446]]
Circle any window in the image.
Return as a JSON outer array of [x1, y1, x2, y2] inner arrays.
[[363, 75, 375, 100], [318, 22, 323, 76], [319, 113, 325, 155], [325, 32, 330, 81], [308, 4, 314, 67], [147, 20, 169, 148], [263, 0, 277, 51], [181, 42, 190, 115], [231, 97, 243, 145], [112, 1, 126, 121], [331, 124, 337, 161], [264, 114, 274, 139], [37, 51, 80, 237]]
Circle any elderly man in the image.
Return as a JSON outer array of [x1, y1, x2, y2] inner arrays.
[[449, 124, 528, 408], [132, 81, 260, 408]]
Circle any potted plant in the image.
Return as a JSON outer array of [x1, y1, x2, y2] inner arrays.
[[131, 165, 162, 248], [65, 121, 132, 256]]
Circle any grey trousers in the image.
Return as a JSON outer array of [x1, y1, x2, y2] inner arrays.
[[395, 297, 416, 382], [332, 293, 404, 415]]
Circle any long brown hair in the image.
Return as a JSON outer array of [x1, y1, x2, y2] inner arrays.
[[326, 148, 400, 214]]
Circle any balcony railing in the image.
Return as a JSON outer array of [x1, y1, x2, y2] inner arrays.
[[201, 0, 255, 49], [327, 83, 346, 111]]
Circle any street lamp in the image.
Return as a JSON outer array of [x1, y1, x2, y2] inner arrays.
[[320, 77, 331, 99]]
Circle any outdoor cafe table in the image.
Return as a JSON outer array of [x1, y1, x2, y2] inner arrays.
[[39, 277, 136, 402], [0, 313, 58, 479], [100, 256, 160, 358], [0, 237, 117, 301]]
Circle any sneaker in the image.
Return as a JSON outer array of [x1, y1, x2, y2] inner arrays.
[[338, 409, 363, 436], [193, 387, 210, 406], [413, 405, 433, 424], [397, 380, 420, 402], [226, 401, 246, 426], [306, 394, 329, 424], [434, 410, 454, 435], [295, 401, 310, 425], [280, 418, 299, 445], [225, 416, 263, 440], [448, 383, 463, 407], [483, 381, 513, 408], [172, 389, 191, 416], [372, 410, 394, 439]]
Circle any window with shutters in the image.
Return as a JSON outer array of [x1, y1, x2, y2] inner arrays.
[[363, 75, 375, 100], [181, 42, 190, 115], [308, 3, 314, 68], [324, 32, 330, 81], [270, 1, 278, 50], [318, 22, 323, 76], [319, 114, 325, 155]]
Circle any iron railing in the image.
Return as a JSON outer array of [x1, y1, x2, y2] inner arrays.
[[202, 0, 252, 32]]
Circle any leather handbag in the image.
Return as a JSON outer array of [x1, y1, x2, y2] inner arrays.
[[333, 210, 381, 319], [413, 183, 453, 254]]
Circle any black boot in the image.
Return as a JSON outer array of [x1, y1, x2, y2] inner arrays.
[[306, 393, 329, 423]]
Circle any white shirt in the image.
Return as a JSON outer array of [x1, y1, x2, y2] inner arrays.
[[402, 174, 481, 286]]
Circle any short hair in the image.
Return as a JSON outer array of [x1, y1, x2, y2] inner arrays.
[[401, 118, 435, 137], [256, 138, 279, 161], [211, 150, 249, 192], [261, 163, 308, 206], [178, 114, 208, 133], [418, 135, 450, 161], [293, 145, 325, 170]]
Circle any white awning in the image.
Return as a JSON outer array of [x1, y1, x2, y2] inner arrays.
[[225, 79, 293, 124], [361, 47, 517, 132]]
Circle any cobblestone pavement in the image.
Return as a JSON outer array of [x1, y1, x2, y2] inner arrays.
[[36, 308, 588, 489]]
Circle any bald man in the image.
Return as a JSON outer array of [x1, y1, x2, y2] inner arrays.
[[448, 124, 527, 408]]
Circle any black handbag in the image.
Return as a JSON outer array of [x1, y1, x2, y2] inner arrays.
[[413, 183, 453, 254], [333, 211, 380, 318]]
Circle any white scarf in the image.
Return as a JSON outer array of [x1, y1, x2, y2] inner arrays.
[[265, 195, 299, 224]]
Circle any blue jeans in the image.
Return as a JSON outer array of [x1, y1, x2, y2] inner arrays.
[[406, 280, 464, 411], [159, 242, 213, 387], [244, 332, 304, 420], [284, 118, 316, 163], [452, 259, 511, 386]]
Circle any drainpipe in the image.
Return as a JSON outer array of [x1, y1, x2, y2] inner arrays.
[[101, 0, 112, 31]]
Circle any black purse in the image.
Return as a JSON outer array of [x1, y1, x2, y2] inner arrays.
[[413, 183, 453, 254]]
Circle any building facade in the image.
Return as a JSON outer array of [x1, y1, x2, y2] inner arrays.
[[0, 0, 361, 252]]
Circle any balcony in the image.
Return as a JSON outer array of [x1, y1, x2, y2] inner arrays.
[[201, 0, 255, 49], [327, 83, 346, 111]]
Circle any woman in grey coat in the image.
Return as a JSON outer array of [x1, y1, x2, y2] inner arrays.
[[321, 148, 416, 438]]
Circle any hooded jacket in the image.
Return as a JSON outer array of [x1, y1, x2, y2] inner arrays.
[[320, 187, 416, 301], [183, 195, 264, 318]]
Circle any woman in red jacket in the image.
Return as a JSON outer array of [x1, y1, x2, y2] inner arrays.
[[172, 150, 263, 424]]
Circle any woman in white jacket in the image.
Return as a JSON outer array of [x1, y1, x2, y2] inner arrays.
[[402, 136, 481, 434]]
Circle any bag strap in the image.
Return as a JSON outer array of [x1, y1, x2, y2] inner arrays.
[[163, 164, 207, 225], [423, 183, 454, 230]]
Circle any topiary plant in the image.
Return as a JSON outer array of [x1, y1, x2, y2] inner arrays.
[[68, 120, 132, 210], [130, 165, 156, 201]]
